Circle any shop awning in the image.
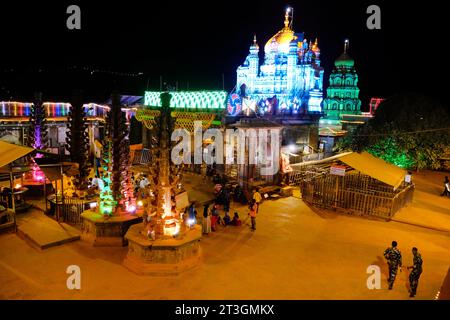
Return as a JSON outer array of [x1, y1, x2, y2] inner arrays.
[[292, 151, 407, 189], [338, 152, 406, 189], [34, 158, 79, 181], [0, 141, 34, 168]]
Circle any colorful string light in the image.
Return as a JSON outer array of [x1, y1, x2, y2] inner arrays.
[[144, 91, 227, 109]]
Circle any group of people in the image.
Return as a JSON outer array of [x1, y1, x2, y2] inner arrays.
[[131, 173, 150, 198], [214, 184, 231, 212], [87, 175, 104, 194], [383, 241, 423, 298], [201, 203, 242, 235]]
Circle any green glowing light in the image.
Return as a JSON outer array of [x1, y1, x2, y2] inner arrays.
[[144, 91, 227, 109], [367, 139, 416, 169]]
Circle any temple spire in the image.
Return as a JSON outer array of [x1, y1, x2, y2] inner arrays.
[[253, 34, 257, 46], [284, 8, 290, 28], [344, 39, 349, 53]]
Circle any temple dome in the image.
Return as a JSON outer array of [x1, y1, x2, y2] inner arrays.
[[335, 52, 354, 67], [264, 10, 296, 54]]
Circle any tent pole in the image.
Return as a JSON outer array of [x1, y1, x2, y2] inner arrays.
[[9, 164, 16, 233], [60, 163, 64, 223], [44, 177, 47, 213], [55, 179, 58, 221]]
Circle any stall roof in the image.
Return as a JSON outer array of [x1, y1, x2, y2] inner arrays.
[[339, 152, 406, 189], [292, 151, 406, 189], [0, 141, 34, 168]]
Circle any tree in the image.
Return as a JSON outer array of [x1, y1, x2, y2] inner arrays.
[[28, 92, 48, 153], [338, 93, 450, 170], [66, 90, 90, 190]]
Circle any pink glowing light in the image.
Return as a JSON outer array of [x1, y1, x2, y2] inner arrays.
[[32, 167, 46, 182], [126, 205, 136, 213]]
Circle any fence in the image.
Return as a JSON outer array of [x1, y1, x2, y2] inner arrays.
[[49, 197, 94, 226], [299, 172, 414, 220]]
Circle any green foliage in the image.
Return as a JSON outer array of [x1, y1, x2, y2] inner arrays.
[[366, 138, 415, 169], [337, 93, 450, 170]]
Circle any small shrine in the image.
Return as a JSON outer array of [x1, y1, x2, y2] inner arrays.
[[123, 92, 202, 275], [81, 94, 142, 246]]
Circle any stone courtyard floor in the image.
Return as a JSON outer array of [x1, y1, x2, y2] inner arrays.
[[0, 171, 449, 300]]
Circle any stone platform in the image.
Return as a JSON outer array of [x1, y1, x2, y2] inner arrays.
[[16, 211, 80, 250], [123, 224, 202, 276], [81, 210, 142, 247]]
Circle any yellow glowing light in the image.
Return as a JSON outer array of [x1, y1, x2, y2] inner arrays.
[[15, 184, 21, 189], [161, 191, 172, 219], [137, 200, 143, 207], [163, 219, 181, 236]]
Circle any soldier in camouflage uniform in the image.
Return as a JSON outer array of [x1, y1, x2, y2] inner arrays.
[[407, 247, 423, 298], [384, 241, 402, 290]]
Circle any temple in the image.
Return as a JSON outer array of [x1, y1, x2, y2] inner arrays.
[[322, 40, 361, 122], [318, 40, 363, 152], [235, 8, 324, 114]]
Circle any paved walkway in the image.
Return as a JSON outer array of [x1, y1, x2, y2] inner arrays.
[[181, 172, 216, 205], [392, 171, 450, 233], [0, 171, 449, 299], [1, 196, 449, 299]]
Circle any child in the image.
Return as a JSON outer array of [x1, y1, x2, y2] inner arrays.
[[249, 200, 258, 231], [223, 211, 231, 226], [231, 212, 241, 226], [210, 205, 219, 231]]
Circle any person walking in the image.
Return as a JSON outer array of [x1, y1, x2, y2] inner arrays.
[[202, 204, 211, 235], [384, 241, 403, 290], [407, 247, 423, 298], [249, 200, 258, 231], [441, 176, 450, 197], [252, 188, 262, 213]]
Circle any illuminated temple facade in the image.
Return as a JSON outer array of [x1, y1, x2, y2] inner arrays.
[[235, 9, 324, 114], [322, 40, 361, 121]]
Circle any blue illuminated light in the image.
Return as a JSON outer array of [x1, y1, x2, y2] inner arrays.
[[231, 8, 324, 116]]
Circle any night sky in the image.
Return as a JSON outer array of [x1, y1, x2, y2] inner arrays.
[[0, 0, 447, 110]]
